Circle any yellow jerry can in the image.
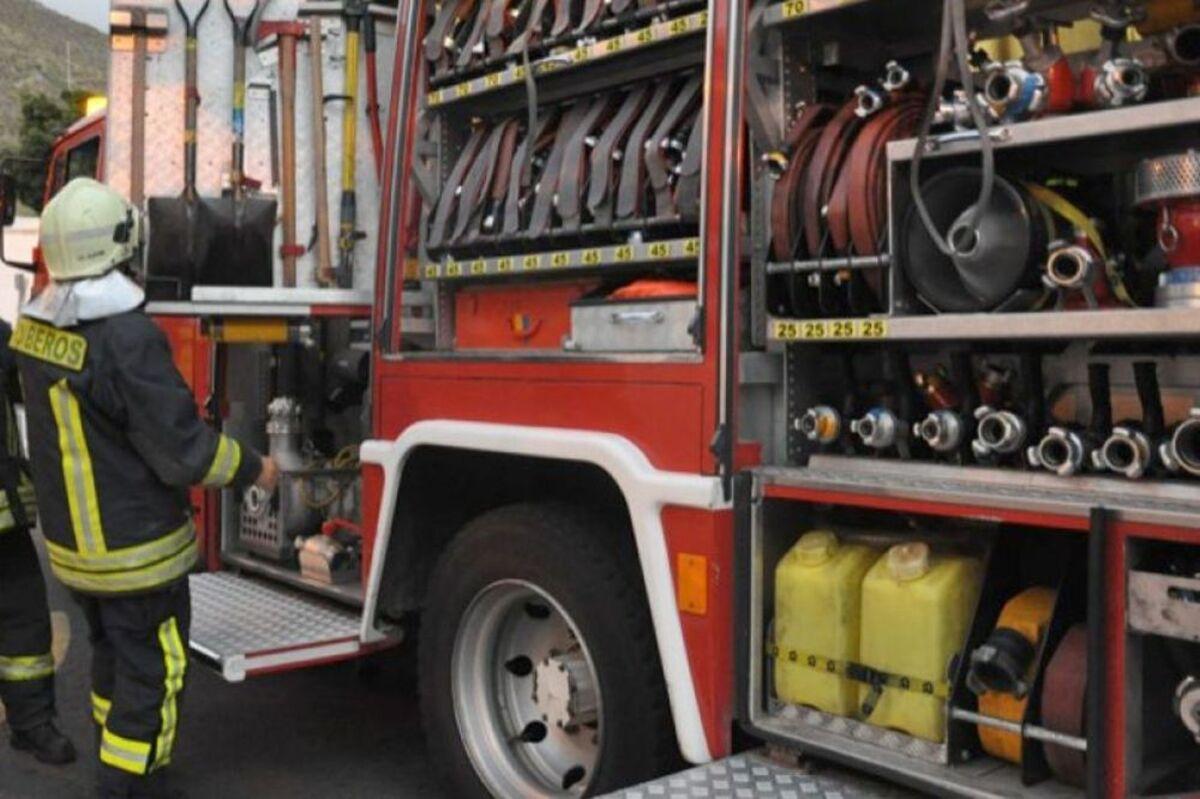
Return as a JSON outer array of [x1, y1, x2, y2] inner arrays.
[[859, 542, 983, 743], [968, 587, 1058, 764], [774, 531, 879, 716]]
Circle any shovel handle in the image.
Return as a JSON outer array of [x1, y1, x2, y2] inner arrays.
[[175, 0, 211, 201], [224, 0, 262, 197]]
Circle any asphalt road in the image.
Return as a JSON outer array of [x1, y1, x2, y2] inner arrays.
[[0, 545, 448, 799]]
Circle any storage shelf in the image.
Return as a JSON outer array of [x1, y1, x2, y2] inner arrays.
[[765, 0, 1090, 34], [426, 9, 707, 112], [419, 236, 700, 281], [147, 288, 373, 318], [757, 456, 1200, 531], [767, 307, 1200, 344]]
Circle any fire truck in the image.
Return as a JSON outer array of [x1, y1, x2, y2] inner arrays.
[[4, 0, 1200, 797]]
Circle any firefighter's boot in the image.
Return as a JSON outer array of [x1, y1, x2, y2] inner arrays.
[[10, 720, 77, 764]]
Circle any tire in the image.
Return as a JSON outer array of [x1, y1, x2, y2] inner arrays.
[[420, 502, 677, 798]]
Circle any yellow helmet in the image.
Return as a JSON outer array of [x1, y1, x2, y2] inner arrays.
[[39, 178, 140, 282]]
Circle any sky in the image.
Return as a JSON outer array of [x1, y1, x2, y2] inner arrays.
[[34, 0, 107, 30]]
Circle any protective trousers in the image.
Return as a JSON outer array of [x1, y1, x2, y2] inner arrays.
[[73, 578, 189, 788], [0, 526, 55, 731]]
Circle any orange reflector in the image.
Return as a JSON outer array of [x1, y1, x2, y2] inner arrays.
[[209, 319, 290, 344], [677, 553, 708, 616]]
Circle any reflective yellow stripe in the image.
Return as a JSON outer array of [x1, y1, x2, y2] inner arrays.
[[153, 617, 187, 771], [49, 380, 105, 556], [0, 653, 54, 681], [201, 435, 242, 487], [92, 692, 112, 726], [49, 538, 197, 595], [100, 728, 152, 775], [44, 522, 194, 574]]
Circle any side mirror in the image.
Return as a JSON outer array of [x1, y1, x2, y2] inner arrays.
[[0, 159, 37, 272], [0, 172, 15, 228]]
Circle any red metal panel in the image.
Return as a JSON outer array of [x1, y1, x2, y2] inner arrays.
[[376, 375, 708, 474], [1104, 526, 1126, 799], [454, 281, 597, 350], [360, 462, 384, 584], [662, 506, 735, 758]]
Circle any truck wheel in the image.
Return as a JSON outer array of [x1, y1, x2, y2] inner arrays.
[[420, 503, 676, 797]]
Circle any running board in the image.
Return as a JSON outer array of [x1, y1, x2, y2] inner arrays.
[[603, 751, 909, 798], [188, 572, 394, 682]]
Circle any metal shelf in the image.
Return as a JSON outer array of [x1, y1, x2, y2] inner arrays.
[[765, 0, 1090, 34], [421, 236, 701, 281], [426, 9, 708, 113], [767, 307, 1200, 344], [147, 288, 373, 318], [756, 456, 1200, 531], [888, 96, 1200, 163]]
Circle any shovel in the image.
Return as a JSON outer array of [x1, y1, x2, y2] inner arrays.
[[145, 0, 212, 300], [195, 0, 276, 287]]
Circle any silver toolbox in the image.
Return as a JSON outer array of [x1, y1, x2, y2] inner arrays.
[[565, 298, 699, 353]]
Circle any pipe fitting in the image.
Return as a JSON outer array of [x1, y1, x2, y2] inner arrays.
[[797, 405, 842, 445], [1044, 242, 1099, 291], [1092, 58, 1149, 108], [1094, 425, 1153, 479], [1160, 410, 1200, 476], [881, 60, 912, 93], [983, 61, 1047, 121], [1166, 24, 1200, 66], [972, 407, 1028, 457], [914, 410, 966, 453], [854, 85, 887, 118], [1028, 426, 1088, 477], [850, 408, 900, 450]]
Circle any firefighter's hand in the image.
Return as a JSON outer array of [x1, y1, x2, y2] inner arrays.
[[256, 456, 280, 493]]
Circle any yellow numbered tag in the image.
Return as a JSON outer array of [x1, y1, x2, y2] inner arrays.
[[470, 259, 487, 276], [514, 65, 527, 81], [497, 257, 514, 273], [772, 318, 890, 341], [698, 11, 708, 26], [858, 319, 888, 339], [582, 248, 602, 266], [551, 252, 571, 268], [424, 264, 440, 279], [781, 0, 808, 18], [445, 261, 463, 278], [668, 17, 689, 35], [427, 89, 443, 106], [485, 72, 502, 89], [683, 238, 700, 257], [573, 46, 588, 63], [455, 82, 471, 99], [648, 242, 672, 259], [523, 254, 541, 271], [634, 27, 654, 45], [614, 245, 634, 262], [604, 36, 624, 55]]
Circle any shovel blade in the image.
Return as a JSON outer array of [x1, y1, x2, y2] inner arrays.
[[146, 197, 205, 301], [195, 197, 278, 287]]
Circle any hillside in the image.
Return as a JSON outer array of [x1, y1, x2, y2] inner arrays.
[[0, 0, 107, 149]]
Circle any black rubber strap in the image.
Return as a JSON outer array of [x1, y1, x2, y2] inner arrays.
[[427, 125, 487, 249], [556, 94, 619, 231], [674, 108, 705, 222], [586, 83, 653, 227], [451, 118, 516, 243], [615, 79, 675, 221], [527, 100, 596, 238], [503, 112, 558, 236], [646, 74, 702, 219]]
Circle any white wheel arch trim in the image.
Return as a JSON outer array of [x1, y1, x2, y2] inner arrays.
[[359, 420, 727, 764]]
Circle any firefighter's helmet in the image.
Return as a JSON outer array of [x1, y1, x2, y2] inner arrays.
[[39, 178, 140, 282]]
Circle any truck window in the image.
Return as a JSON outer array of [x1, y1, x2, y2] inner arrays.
[[65, 137, 101, 184]]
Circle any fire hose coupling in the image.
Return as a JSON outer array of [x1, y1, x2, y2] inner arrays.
[[1090, 58, 1149, 107], [972, 407, 1029, 457], [914, 410, 966, 453], [1043, 240, 1100, 291], [1176, 676, 1200, 745], [1165, 24, 1200, 66], [881, 60, 912, 93], [1028, 427, 1089, 477], [854, 85, 888, 118], [797, 405, 842, 445], [1160, 409, 1200, 477], [983, 61, 1047, 121], [1093, 425, 1154, 479], [850, 408, 901, 450]]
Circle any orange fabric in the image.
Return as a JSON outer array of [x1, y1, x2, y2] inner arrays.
[[609, 280, 698, 300]]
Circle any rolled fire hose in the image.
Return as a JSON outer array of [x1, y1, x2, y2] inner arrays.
[[1041, 625, 1088, 787]]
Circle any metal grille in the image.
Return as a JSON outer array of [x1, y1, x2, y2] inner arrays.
[[239, 497, 288, 560], [1135, 151, 1200, 204], [604, 752, 910, 799]]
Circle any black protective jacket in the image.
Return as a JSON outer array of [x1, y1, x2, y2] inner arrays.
[[13, 310, 262, 595]]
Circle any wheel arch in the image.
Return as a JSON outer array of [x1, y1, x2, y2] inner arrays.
[[359, 420, 726, 765]]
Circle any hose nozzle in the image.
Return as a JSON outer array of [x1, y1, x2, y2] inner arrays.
[[914, 410, 966, 453], [850, 408, 901, 450], [1160, 410, 1200, 476], [1028, 426, 1088, 476], [1094, 426, 1153, 479], [798, 405, 842, 445], [972, 407, 1029, 457]]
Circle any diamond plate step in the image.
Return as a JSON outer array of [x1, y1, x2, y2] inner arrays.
[[189, 572, 392, 682], [604, 752, 913, 799]]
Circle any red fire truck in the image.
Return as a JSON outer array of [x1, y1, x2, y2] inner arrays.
[[5, 0, 1200, 797]]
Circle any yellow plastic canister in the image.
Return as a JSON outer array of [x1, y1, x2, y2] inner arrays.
[[774, 531, 879, 716], [972, 587, 1058, 764], [859, 542, 983, 743]]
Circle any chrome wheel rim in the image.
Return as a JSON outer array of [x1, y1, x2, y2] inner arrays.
[[452, 579, 603, 797]]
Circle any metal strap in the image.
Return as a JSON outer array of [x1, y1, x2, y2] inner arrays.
[[587, 83, 653, 227], [615, 79, 675, 221]]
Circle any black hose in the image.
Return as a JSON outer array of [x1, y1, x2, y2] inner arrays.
[[887, 349, 918, 424], [1134, 361, 1165, 437], [1020, 351, 1044, 433], [1087, 363, 1113, 439]]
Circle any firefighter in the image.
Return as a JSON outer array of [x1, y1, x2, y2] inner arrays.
[[0, 317, 77, 765], [13, 178, 278, 798]]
